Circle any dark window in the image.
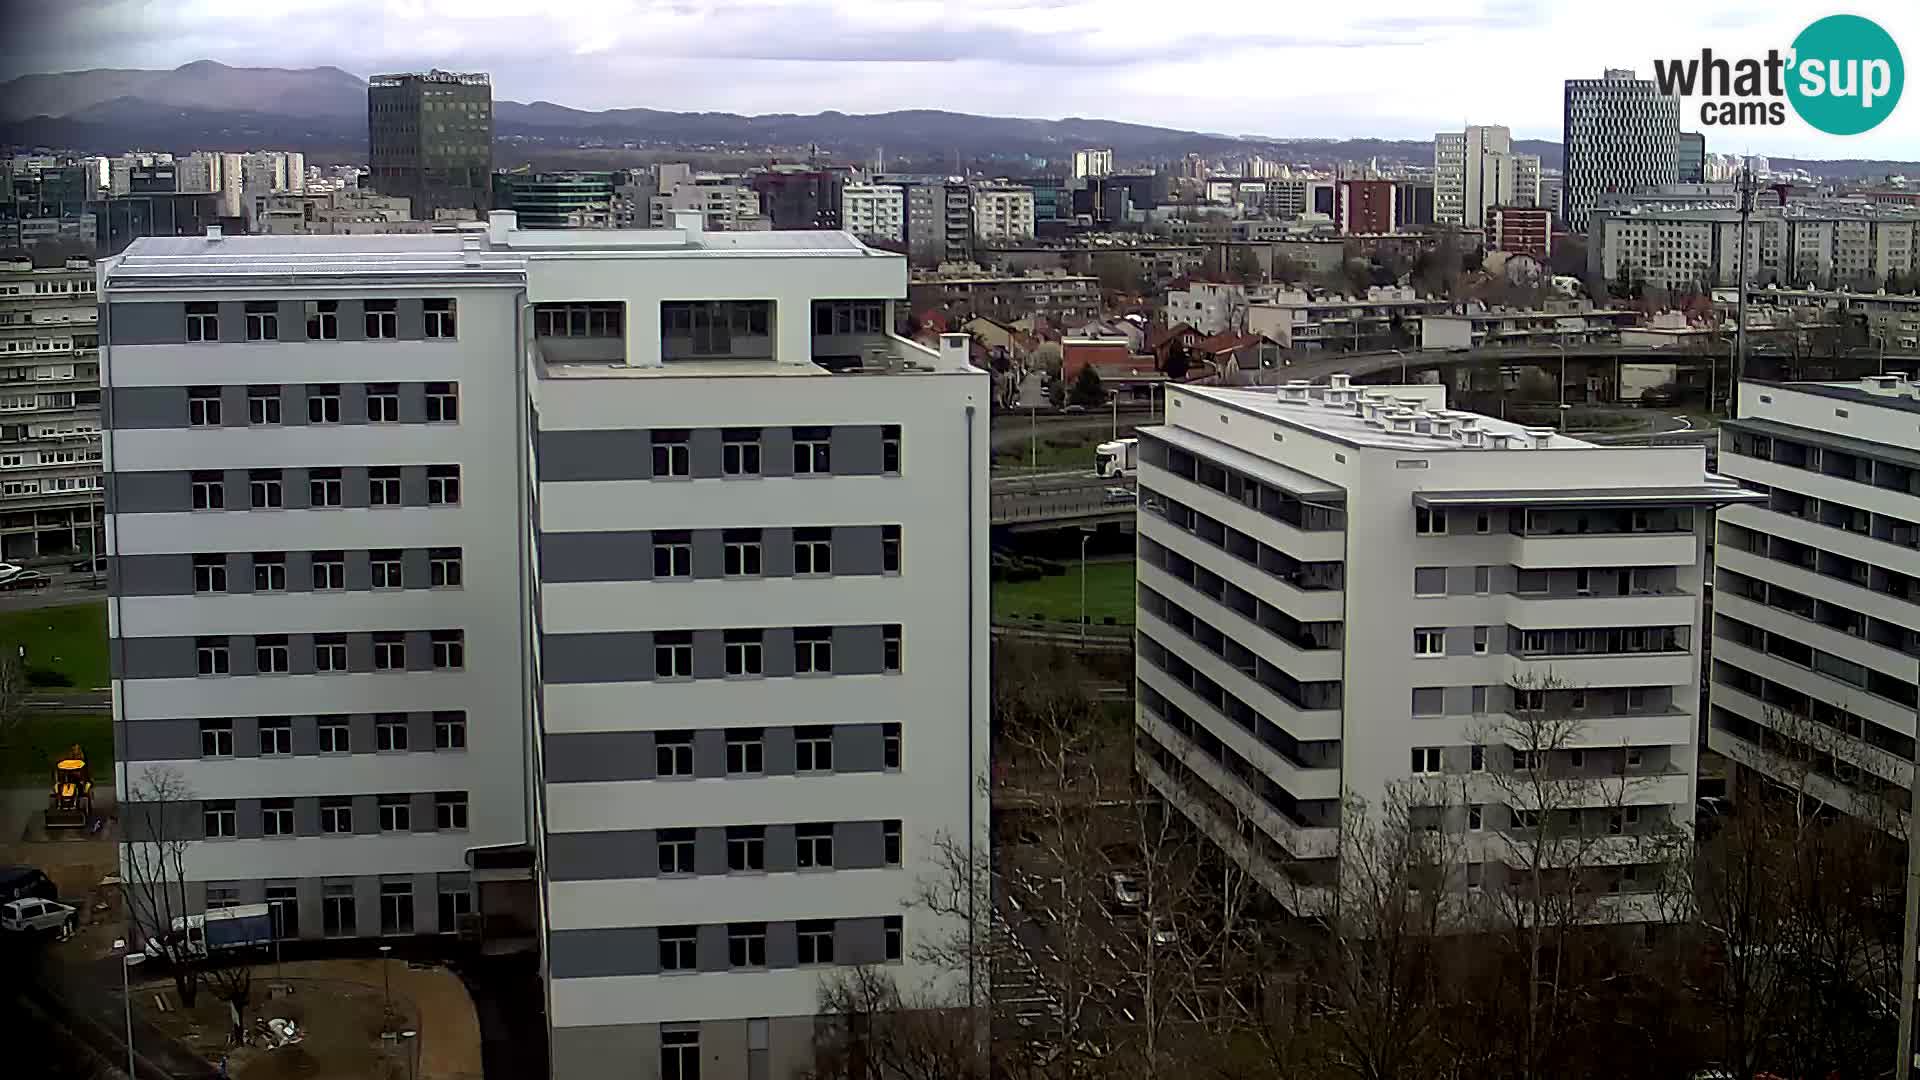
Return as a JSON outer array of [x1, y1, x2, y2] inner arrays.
[[883, 624, 902, 673], [426, 465, 460, 505], [797, 920, 835, 965], [305, 301, 339, 340], [248, 469, 283, 509], [308, 468, 343, 507], [193, 553, 227, 593], [364, 299, 399, 339], [322, 887, 355, 936], [430, 548, 463, 587], [653, 531, 692, 578], [188, 387, 221, 426], [884, 819, 902, 865], [318, 716, 350, 752], [200, 718, 233, 757], [373, 633, 406, 671], [725, 629, 763, 676], [882, 425, 901, 473], [435, 792, 468, 830], [654, 631, 693, 678], [425, 382, 458, 422], [796, 725, 833, 771], [366, 382, 400, 422], [190, 471, 224, 510], [379, 796, 411, 832], [432, 630, 464, 670], [651, 430, 690, 477], [307, 383, 341, 423], [795, 628, 832, 674], [723, 529, 762, 577], [424, 299, 457, 339], [726, 825, 766, 871], [883, 723, 901, 769], [380, 881, 414, 933], [370, 549, 402, 589], [882, 525, 901, 573], [376, 713, 409, 750], [794, 528, 832, 575], [884, 915, 903, 961], [369, 467, 402, 505], [659, 926, 697, 971], [661, 1029, 700, 1080], [434, 711, 467, 749], [262, 800, 294, 836], [319, 798, 352, 834], [722, 428, 761, 476], [796, 823, 834, 868], [245, 301, 279, 342], [312, 551, 345, 590], [726, 728, 764, 775], [203, 800, 236, 837], [196, 636, 230, 676], [656, 732, 694, 777], [185, 302, 219, 342], [657, 828, 694, 875], [728, 923, 767, 968], [793, 426, 831, 474], [258, 716, 292, 754]]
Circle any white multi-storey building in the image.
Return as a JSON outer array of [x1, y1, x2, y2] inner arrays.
[[104, 212, 990, 1080], [1, 255, 103, 560], [1596, 205, 1920, 293], [1563, 69, 1680, 233], [1434, 125, 1539, 228], [971, 185, 1036, 243], [648, 179, 765, 232], [1074, 147, 1115, 179], [839, 183, 906, 243], [1133, 377, 1756, 917], [1712, 376, 1920, 822]]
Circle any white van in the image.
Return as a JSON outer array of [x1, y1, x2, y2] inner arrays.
[[144, 903, 275, 960]]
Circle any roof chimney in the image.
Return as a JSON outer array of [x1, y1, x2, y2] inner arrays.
[[673, 210, 705, 236], [486, 210, 516, 245], [1523, 426, 1555, 449], [205, 225, 223, 242], [939, 332, 971, 370]]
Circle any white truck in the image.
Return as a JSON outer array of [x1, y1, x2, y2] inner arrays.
[[144, 902, 275, 961], [1095, 437, 1138, 478]]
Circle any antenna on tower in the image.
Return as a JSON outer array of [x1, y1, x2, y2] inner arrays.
[[1730, 158, 1757, 417]]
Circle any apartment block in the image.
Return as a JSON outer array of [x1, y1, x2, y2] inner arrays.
[[971, 185, 1037, 243], [103, 212, 989, 1080], [1596, 205, 1920, 293], [1434, 126, 1538, 229], [1712, 377, 1920, 822], [1563, 69, 1680, 233], [1135, 377, 1756, 917], [0, 256, 103, 559], [839, 183, 906, 243]]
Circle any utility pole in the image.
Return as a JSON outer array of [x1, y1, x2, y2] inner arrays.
[[1731, 161, 1756, 420], [1900, 653, 1920, 1080]]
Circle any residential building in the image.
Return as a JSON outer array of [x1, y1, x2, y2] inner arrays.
[[972, 186, 1036, 243], [1165, 281, 1253, 335], [908, 267, 1099, 324], [1738, 285, 1920, 352], [1074, 148, 1115, 179], [103, 215, 989, 1080], [1416, 301, 1637, 350], [251, 191, 433, 236], [1135, 376, 1757, 917], [1247, 287, 1448, 351], [1595, 204, 1920, 294], [0, 256, 102, 559], [1490, 206, 1553, 260], [1678, 133, 1706, 185], [1563, 69, 1681, 233], [368, 70, 494, 217], [1434, 126, 1539, 228], [1336, 179, 1398, 235], [109, 154, 174, 197], [648, 179, 765, 232], [494, 173, 615, 230], [1712, 375, 1920, 823], [840, 184, 906, 243], [748, 168, 846, 231]]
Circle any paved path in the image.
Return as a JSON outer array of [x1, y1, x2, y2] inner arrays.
[[0, 567, 108, 612]]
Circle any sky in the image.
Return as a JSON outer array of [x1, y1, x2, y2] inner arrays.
[[6, 0, 1920, 158]]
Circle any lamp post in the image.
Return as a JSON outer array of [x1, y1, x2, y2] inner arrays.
[[379, 944, 393, 1033], [400, 1029, 419, 1080], [1557, 335, 1568, 430], [1029, 405, 1037, 470], [1079, 528, 1094, 649], [115, 939, 146, 1080], [1110, 391, 1119, 442]]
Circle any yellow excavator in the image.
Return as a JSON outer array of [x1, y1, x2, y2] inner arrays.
[[46, 745, 92, 829]]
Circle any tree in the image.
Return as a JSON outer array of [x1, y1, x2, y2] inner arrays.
[[0, 651, 26, 763], [1231, 246, 1264, 284], [1070, 365, 1106, 408], [1163, 341, 1190, 383], [123, 765, 203, 1008], [806, 966, 983, 1080], [1549, 235, 1589, 280]]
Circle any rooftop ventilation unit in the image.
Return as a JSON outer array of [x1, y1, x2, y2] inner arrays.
[[1523, 427, 1556, 450], [1459, 428, 1485, 447]]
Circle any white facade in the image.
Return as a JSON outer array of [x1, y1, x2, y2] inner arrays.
[[0, 256, 103, 559], [1434, 126, 1539, 228], [971, 186, 1036, 242], [1597, 206, 1920, 293], [1712, 377, 1920, 823], [1164, 281, 1249, 335], [1563, 69, 1681, 233], [1136, 378, 1753, 918], [648, 180, 765, 232], [839, 183, 905, 243], [1073, 147, 1115, 179]]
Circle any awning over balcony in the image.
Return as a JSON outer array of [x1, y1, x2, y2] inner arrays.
[[1412, 483, 1766, 509], [1145, 425, 1346, 503]]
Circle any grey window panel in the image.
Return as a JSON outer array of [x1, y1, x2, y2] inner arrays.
[[397, 299, 427, 341], [398, 382, 428, 423], [328, 382, 366, 424], [1488, 566, 1516, 593], [225, 554, 253, 594], [691, 629, 725, 680], [219, 384, 248, 425], [545, 732, 656, 783], [235, 798, 263, 839], [834, 624, 886, 675], [760, 529, 795, 577], [402, 549, 430, 589], [693, 827, 727, 876], [765, 921, 798, 968], [693, 729, 726, 780], [833, 526, 884, 576], [1445, 628, 1478, 657], [342, 468, 370, 508], [546, 829, 655, 881], [222, 469, 250, 506], [122, 799, 202, 842], [116, 636, 194, 680], [550, 927, 655, 978], [107, 387, 188, 429], [837, 917, 888, 965], [832, 425, 885, 476], [121, 718, 200, 761], [835, 724, 884, 773], [411, 872, 441, 934], [284, 551, 313, 593], [541, 632, 652, 684], [762, 627, 795, 678], [347, 635, 375, 673], [689, 427, 724, 480], [697, 924, 729, 972], [113, 554, 189, 596], [1413, 567, 1447, 594], [1447, 567, 1479, 596], [353, 877, 380, 935], [343, 550, 372, 591], [540, 532, 650, 583], [835, 821, 886, 869], [108, 302, 185, 344], [287, 635, 317, 676], [690, 529, 725, 580], [1442, 686, 1477, 715], [226, 637, 258, 678], [764, 824, 797, 873], [352, 795, 379, 835], [293, 797, 321, 836], [349, 713, 377, 751], [537, 430, 653, 482], [290, 715, 320, 756], [407, 712, 434, 750], [215, 302, 248, 344], [405, 631, 434, 672], [333, 300, 367, 342], [400, 466, 429, 507], [108, 471, 191, 515], [295, 878, 323, 939], [760, 427, 794, 477], [1411, 688, 1444, 716], [763, 726, 797, 775], [1486, 626, 1508, 653], [232, 716, 259, 758], [280, 468, 311, 510], [410, 792, 438, 832]]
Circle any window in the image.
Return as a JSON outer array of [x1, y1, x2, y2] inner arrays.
[[188, 387, 222, 426], [796, 726, 833, 772], [797, 920, 835, 965], [796, 823, 834, 869], [1474, 566, 1491, 594], [1568, 748, 1587, 768], [657, 829, 695, 875], [884, 819, 902, 865], [1569, 690, 1588, 712], [1516, 569, 1549, 595], [1414, 628, 1444, 657], [258, 716, 292, 754], [193, 553, 228, 593], [424, 299, 456, 339], [200, 718, 233, 757], [652, 430, 690, 477], [186, 302, 219, 342], [723, 529, 761, 577], [263, 799, 294, 836], [881, 424, 901, 473], [373, 633, 406, 671], [429, 548, 463, 588], [654, 631, 693, 678], [315, 632, 346, 676], [1630, 510, 1650, 532], [656, 732, 694, 777], [320, 798, 352, 834], [653, 532, 692, 578], [881, 524, 902, 573], [318, 715, 349, 753], [435, 792, 468, 830], [379, 795, 411, 832], [727, 825, 766, 871], [533, 302, 623, 338], [364, 299, 399, 339], [191, 471, 225, 510], [795, 627, 833, 674], [884, 915, 903, 961], [1473, 627, 1489, 655], [312, 551, 345, 590], [435, 711, 467, 750], [425, 382, 457, 422], [304, 466, 342, 507], [203, 800, 237, 838], [1413, 567, 1446, 596], [249, 470, 283, 509], [722, 428, 761, 476], [307, 384, 341, 424], [366, 383, 400, 422], [369, 467, 401, 506], [883, 624, 902, 673], [725, 629, 763, 676], [660, 1029, 700, 1080], [196, 636, 230, 676], [1416, 506, 1447, 535], [305, 301, 339, 340], [1626, 687, 1647, 710], [1475, 512, 1491, 534], [1411, 747, 1443, 775], [361, 549, 400, 590], [880, 724, 902, 771], [432, 630, 465, 670], [375, 713, 410, 752], [1468, 804, 1484, 831], [323, 884, 355, 937], [1471, 744, 1485, 772], [380, 880, 414, 934], [729, 923, 767, 968], [724, 728, 765, 775], [1575, 569, 1593, 596], [1514, 688, 1546, 713], [245, 302, 279, 341], [437, 886, 471, 936], [1513, 749, 1541, 772], [794, 426, 831, 474], [426, 465, 460, 505]]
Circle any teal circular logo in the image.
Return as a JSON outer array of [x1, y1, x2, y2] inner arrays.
[[1787, 14, 1903, 135]]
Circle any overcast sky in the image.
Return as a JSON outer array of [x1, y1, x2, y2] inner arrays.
[[7, 0, 1919, 158]]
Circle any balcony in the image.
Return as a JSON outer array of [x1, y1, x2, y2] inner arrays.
[[1136, 747, 1335, 916]]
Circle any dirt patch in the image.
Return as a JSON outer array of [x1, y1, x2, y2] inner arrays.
[[142, 976, 421, 1080]]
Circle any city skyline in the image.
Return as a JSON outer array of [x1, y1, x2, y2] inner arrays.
[[4, 0, 1915, 160]]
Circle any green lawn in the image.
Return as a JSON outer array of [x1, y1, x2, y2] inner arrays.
[[0, 712, 112, 784], [0, 600, 109, 692], [993, 560, 1136, 626], [994, 435, 1101, 473]]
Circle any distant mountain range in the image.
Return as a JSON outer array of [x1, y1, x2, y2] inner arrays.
[[3, 61, 1917, 178]]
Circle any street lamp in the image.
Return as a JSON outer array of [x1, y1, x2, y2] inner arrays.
[[1109, 391, 1119, 442], [399, 1029, 419, 1080], [1557, 336, 1568, 430], [114, 939, 146, 1080], [1079, 527, 1094, 649], [379, 944, 393, 1033]]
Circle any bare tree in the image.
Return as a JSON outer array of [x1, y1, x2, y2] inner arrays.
[[122, 764, 202, 1007], [805, 965, 981, 1080]]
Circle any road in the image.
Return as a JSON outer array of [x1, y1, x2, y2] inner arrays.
[[0, 565, 108, 612]]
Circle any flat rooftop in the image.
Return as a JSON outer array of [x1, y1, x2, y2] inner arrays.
[[1754, 376, 1920, 415], [1177, 384, 1589, 453]]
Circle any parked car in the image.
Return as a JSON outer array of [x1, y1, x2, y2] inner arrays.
[[1149, 912, 1180, 948], [0, 562, 20, 582], [0, 865, 57, 903], [1104, 487, 1136, 504], [69, 555, 107, 573], [1, 897, 77, 938], [0, 570, 49, 591], [1107, 871, 1142, 909]]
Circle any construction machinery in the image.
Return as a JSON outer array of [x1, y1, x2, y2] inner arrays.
[[45, 745, 92, 829]]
